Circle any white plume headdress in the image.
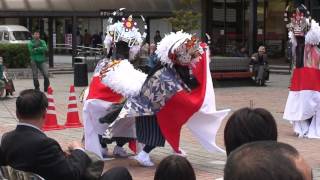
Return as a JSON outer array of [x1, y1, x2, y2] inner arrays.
[[103, 8, 148, 61], [105, 8, 147, 48], [156, 31, 203, 67]]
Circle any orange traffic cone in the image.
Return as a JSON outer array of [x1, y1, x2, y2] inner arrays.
[[43, 87, 65, 131], [65, 85, 83, 128]]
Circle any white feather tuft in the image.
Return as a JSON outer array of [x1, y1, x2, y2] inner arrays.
[[101, 60, 147, 98], [305, 19, 320, 45], [103, 35, 113, 54], [288, 31, 296, 46], [155, 31, 192, 66]]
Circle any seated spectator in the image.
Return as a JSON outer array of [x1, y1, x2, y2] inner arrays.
[[224, 107, 278, 155], [1, 89, 91, 180], [100, 167, 132, 180], [235, 47, 248, 57], [224, 141, 312, 180], [154, 155, 196, 180]]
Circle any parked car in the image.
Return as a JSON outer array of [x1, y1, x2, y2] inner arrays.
[[0, 25, 31, 44]]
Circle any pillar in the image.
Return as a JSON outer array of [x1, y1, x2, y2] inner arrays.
[[48, 17, 54, 68], [249, 0, 258, 55], [72, 16, 77, 66]]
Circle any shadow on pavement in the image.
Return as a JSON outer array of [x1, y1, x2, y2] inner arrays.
[[213, 78, 259, 88]]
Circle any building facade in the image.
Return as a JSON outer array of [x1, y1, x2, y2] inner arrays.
[[0, 0, 317, 66], [0, 0, 181, 67], [202, 0, 288, 58], [202, 0, 320, 58]]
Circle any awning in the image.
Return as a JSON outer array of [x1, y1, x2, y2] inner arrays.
[[0, 0, 198, 13]]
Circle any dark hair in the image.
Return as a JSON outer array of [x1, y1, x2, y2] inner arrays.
[[174, 64, 199, 90], [16, 89, 48, 120], [154, 155, 196, 180], [224, 107, 278, 155], [115, 41, 130, 59], [101, 167, 132, 180], [156, 30, 160, 33], [224, 141, 304, 180]]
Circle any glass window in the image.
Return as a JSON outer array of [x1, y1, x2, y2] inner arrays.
[[254, 0, 265, 53], [311, 0, 320, 6], [212, 0, 226, 56], [226, 0, 249, 57], [12, 31, 32, 41], [4, 31, 9, 41], [0, 32, 3, 41], [264, 0, 286, 58], [312, 10, 320, 21], [211, 0, 286, 57], [212, 0, 250, 56]]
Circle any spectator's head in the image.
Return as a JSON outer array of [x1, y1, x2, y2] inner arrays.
[[100, 167, 132, 180], [224, 107, 278, 155], [16, 89, 48, 124], [150, 43, 156, 54], [154, 155, 196, 180], [156, 30, 160, 36], [224, 141, 312, 180], [33, 31, 40, 40], [85, 29, 88, 33], [258, 46, 266, 55]]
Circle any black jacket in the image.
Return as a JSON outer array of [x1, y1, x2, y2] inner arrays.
[[1, 125, 91, 180], [0, 146, 4, 166]]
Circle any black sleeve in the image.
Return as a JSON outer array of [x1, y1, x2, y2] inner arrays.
[[35, 138, 91, 180], [0, 146, 5, 166], [0, 133, 9, 166]]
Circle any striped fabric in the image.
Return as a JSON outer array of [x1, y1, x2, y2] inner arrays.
[[136, 115, 165, 147]]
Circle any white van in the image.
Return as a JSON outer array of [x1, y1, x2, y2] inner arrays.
[[0, 25, 31, 44]]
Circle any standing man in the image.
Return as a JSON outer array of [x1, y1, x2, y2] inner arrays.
[[83, 29, 91, 47], [28, 31, 50, 92], [153, 30, 162, 45]]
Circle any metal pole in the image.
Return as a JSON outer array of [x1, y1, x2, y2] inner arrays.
[[72, 15, 77, 66], [201, 0, 211, 39], [242, 0, 245, 44], [224, 0, 227, 55], [48, 17, 54, 68], [263, 0, 267, 45], [146, 17, 150, 44], [249, 0, 258, 55], [28, 17, 33, 32]]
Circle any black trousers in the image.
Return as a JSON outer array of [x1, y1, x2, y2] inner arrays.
[[136, 115, 165, 147], [295, 36, 305, 68], [98, 135, 130, 148]]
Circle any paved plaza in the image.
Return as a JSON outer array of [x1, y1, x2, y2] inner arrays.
[[0, 73, 320, 180]]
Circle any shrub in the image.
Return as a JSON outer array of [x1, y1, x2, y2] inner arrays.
[[167, 0, 201, 32], [0, 44, 30, 68]]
